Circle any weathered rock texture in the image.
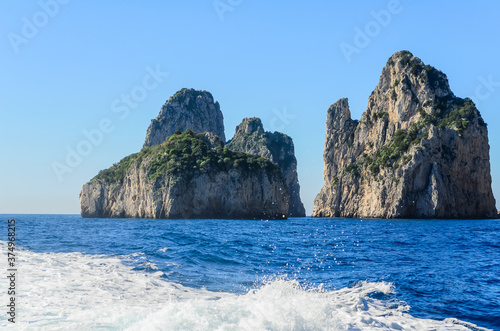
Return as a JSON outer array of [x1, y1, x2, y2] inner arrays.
[[144, 88, 225, 147], [313, 51, 496, 219], [81, 131, 289, 219], [226, 118, 306, 217]]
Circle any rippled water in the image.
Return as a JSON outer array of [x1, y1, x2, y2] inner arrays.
[[1, 215, 499, 330]]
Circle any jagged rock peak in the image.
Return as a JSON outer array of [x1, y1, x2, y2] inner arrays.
[[143, 88, 225, 147], [327, 98, 356, 130], [227, 117, 306, 217], [233, 117, 265, 136], [313, 50, 496, 219], [381, 50, 452, 97]]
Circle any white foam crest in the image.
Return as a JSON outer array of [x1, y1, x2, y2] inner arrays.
[[0, 242, 220, 330], [130, 279, 487, 331], [0, 242, 490, 331]]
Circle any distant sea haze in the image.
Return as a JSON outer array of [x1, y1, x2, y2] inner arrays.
[[2, 214, 499, 330]]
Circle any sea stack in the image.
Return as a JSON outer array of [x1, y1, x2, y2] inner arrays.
[[227, 117, 306, 217], [313, 51, 496, 219]]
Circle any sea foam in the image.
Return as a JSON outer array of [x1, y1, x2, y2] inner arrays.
[[0, 242, 490, 330]]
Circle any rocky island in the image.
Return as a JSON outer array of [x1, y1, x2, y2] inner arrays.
[[80, 130, 288, 219], [313, 51, 497, 219], [80, 88, 304, 219]]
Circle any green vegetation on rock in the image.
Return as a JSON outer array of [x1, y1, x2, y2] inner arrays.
[[435, 97, 485, 131], [395, 50, 446, 88], [95, 130, 278, 184], [372, 111, 389, 121], [226, 126, 296, 170], [356, 121, 426, 176], [226, 129, 266, 154], [345, 163, 361, 176], [95, 154, 140, 184], [337, 56, 487, 180], [340, 94, 485, 179]]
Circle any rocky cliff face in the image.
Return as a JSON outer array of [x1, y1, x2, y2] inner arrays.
[[313, 51, 496, 219], [81, 131, 288, 219], [144, 88, 225, 147], [226, 118, 306, 217]]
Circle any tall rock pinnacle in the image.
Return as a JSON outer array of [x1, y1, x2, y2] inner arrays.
[[313, 51, 496, 219], [144, 88, 225, 147]]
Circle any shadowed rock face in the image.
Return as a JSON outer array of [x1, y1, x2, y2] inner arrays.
[[81, 131, 289, 220], [313, 50, 496, 219], [227, 117, 306, 217], [144, 88, 225, 147]]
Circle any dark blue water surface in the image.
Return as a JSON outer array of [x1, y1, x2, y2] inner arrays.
[[4, 215, 500, 330]]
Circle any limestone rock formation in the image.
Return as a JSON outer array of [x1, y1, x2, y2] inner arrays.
[[144, 88, 225, 147], [226, 118, 306, 217], [81, 130, 289, 219], [313, 51, 496, 219]]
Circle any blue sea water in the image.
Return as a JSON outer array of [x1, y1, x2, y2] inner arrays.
[[1, 214, 499, 330]]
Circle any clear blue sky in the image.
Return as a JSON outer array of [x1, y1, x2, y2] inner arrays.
[[1, 0, 499, 215]]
